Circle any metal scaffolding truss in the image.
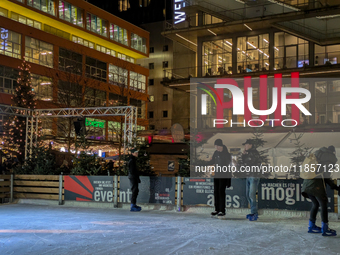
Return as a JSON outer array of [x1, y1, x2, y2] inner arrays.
[[0, 104, 138, 158]]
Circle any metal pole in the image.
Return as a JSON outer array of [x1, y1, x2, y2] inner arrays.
[[25, 117, 29, 159], [35, 116, 38, 145], [10, 174, 13, 203], [124, 113, 127, 153], [29, 117, 34, 156], [58, 174, 63, 205], [114, 175, 118, 208], [176, 176, 182, 212]]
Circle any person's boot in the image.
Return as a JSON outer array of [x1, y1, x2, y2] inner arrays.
[[308, 220, 321, 233], [248, 213, 258, 221], [211, 211, 218, 216], [321, 222, 337, 236], [130, 204, 141, 212]]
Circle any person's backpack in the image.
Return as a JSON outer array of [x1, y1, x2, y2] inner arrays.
[[300, 153, 322, 179]]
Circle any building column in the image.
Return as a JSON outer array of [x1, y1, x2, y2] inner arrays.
[[232, 36, 238, 75], [309, 41, 314, 67]]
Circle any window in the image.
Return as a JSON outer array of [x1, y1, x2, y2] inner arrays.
[[315, 44, 340, 66], [149, 79, 154, 86], [163, 45, 168, 51], [126, 56, 134, 63], [163, 111, 168, 118], [130, 71, 146, 92], [163, 61, 168, 68], [0, 65, 18, 94], [109, 93, 127, 106], [149, 111, 154, 118], [0, 7, 8, 17], [72, 35, 95, 49], [149, 125, 155, 130], [203, 39, 232, 76], [44, 24, 70, 40], [85, 57, 107, 82], [31, 74, 53, 101], [85, 89, 106, 107], [237, 34, 269, 73], [150, 47, 154, 53], [59, 1, 83, 27], [149, 95, 154, 102], [131, 33, 147, 53], [149, 63, 154, 69], [130, 98, 145, 118], [85, 118, 105, 140], [25, 37, 53, 67], [163, 94, 168, 101], [86, 13, 107, 37], [109, 64, 127, 87], [59, 48, 82, 74], [117, 52, 126, 61], [110, 24, 128, 46], [274, 32, 308, 70], [27, 0, 55, 16], [0, 28, 21, 59], [96, 44, 116, 57], [58, 80, 83, 106], [11, 13, 42, 30]]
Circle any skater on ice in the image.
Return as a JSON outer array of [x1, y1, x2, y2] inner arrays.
[[128, 148, 142, 212]]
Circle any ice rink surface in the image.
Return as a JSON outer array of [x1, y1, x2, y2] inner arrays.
[[1, 204, 340, 255]]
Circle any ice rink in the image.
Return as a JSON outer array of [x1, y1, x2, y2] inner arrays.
[[1, 204, 340, 255]]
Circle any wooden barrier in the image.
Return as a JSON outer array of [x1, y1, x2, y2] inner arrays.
[[13, 175, 64, 201], [0, 175, 11, 201]]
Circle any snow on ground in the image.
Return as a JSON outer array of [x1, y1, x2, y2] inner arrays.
[[0, 204, 340, 255]]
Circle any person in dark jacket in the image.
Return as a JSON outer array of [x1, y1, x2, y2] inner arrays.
[[240, 139, 261, 221], [128, 148, 141, 212], [206, 139, 231, 217], [302, 145, 340, 236]]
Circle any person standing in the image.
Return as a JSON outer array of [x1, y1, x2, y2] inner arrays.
[[240, 139, 261, 221], [206, 139, 231, 217], [128, 148, 142, 212], [302, 145, 339, 236]]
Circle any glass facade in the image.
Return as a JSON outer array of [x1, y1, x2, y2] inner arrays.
[[86, 13, 107, 37], [59, 1, 83, 27], [11, 13, 42, 30], [27, 0, 55, 16], [25, 37, 53, 67], [85, 88, 106, 107], [31, 74, 53, 101], [0, 28, 21, 59], [237, 34, 269, 73], [110, 24, 128, 46], [58, 80, 83, 106], [315, 44, 340, 66], [202, 39, 232, 76], [131, 33, 146, 53]]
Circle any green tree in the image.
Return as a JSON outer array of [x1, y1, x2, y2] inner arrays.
[[289, 131, 311, 178], [3, 59, 36, 161]]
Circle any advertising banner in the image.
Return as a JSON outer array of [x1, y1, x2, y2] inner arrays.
[[119, 176, 176, 205], [64, 176, 114, 202]]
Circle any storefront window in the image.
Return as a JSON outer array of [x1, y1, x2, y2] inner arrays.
[[27, 0, 55, 16], [86, 118, 105, 140], [31, 74, 53, 101], [86, 13, 107, 37], [131, 33, 146, 53], [202, 39, 232, 76], [315, 44, 340, 66], [0, 28, 21, 59], [237, 34, 269, 73], [59, 1, 83, 27], [25, 37, 53, 67], [108, 64, 127, 87], [274, 32, 308, 70]]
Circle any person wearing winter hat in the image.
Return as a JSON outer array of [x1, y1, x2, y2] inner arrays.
[[205, 139, 231, 218], [302, 145, 340, 236], [128, 148, 142, 212]]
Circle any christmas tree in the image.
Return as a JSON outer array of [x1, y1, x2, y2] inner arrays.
[[289, 131, 311, 179], [3, 59, 36, 161]]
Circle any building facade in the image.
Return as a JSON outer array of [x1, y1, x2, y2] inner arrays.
[[0, 0, 149, 153], [162, 0, 340, 130]]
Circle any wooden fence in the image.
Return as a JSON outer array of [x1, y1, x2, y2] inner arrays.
[[0, 175, 11, 202]]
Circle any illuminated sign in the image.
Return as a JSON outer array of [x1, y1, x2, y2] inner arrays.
[[85, 118, 105, 128], [174, 0, 186, 24], [0, 28, 9, 50]]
